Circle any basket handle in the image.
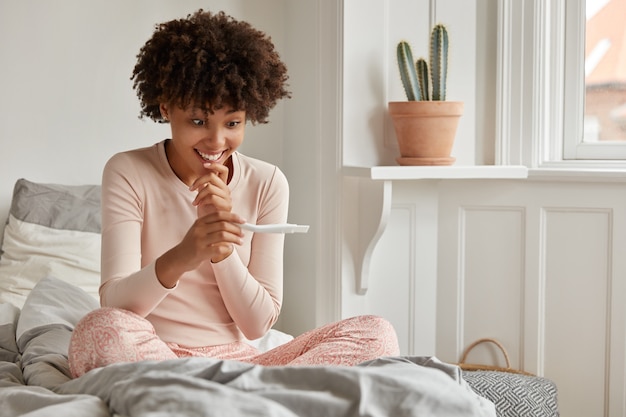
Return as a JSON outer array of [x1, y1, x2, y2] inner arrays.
[[459, 338, 511, 368]]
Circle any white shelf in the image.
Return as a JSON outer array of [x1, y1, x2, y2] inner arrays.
[[343, 165, 528, 295], [343, 165, 529, 180]]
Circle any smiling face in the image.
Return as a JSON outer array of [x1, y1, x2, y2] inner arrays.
[[160, 103, 246, 186]]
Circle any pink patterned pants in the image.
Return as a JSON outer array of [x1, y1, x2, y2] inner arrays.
[[68, 307, 400, 378]]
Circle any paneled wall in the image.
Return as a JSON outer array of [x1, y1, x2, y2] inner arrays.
[[435, 179, 626, 417], [347, 178, 626, 416], [341, 179, 440, 355]]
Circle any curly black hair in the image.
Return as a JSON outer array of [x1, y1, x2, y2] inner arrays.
[[131, 10, 290, 124]]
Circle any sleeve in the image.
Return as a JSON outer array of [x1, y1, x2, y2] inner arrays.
[[211, 166, 289, 340], [98, 153, 174, 316]]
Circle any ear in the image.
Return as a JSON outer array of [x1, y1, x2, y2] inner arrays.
[[159, 103, 170, 121]]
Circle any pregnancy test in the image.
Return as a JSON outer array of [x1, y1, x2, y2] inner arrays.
[[240, 223, 310, 234]]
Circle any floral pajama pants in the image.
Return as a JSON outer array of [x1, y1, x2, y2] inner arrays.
[[68, 307, 400, 378]]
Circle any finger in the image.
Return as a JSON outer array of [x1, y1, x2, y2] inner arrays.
[[199, 211, 246, 226], [209, 243, 235, 263], [203, 162, 229, 184], [190, 171, 222, 192], [205, 228, 244, 245], [200, 225, 245, 250], [191, 171, 227, 200], [190, 164, 228, 191], [192, 181, 231, 208]]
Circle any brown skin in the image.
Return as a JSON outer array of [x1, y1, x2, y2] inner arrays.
[[154, 103, 247, 289]]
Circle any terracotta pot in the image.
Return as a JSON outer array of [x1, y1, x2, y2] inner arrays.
[[388, 101, 464, 166]]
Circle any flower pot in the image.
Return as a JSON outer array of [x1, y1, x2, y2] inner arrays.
[[388, 101, 464, 166]]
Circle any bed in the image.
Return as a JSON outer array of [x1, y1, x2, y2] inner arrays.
[[0, 178, 513, 416]]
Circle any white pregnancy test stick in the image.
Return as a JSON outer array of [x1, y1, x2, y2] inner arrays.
[[240, 223, 310, 234]]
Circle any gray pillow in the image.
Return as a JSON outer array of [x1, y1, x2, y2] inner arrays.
[[0, 179, 102, 308], [9, 178, 101, 233]]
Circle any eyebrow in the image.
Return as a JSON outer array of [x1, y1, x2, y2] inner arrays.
[[190, 108, 243, 116]]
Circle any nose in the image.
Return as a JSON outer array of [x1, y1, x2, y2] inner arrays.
[[204, 126, 226, 147]]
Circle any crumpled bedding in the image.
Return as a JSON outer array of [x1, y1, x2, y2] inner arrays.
[[3, 352, 495, 417], [0, 276, 496, 417], [2, 342, 497, 417]]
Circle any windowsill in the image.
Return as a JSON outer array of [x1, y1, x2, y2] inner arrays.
[[344, 164, 529, 296], [528, 167, 626, 182], [342, 163, 626, 296], [344, 165, 626, 182], [343, 165, 529, 180]]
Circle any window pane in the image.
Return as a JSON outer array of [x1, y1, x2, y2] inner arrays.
[[584, 0, 626, 143]]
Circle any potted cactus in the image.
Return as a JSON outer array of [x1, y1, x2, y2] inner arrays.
[[389, 23, 464, 166]]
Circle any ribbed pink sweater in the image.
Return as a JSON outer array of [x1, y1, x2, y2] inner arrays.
[[99, 140, 289, 347]]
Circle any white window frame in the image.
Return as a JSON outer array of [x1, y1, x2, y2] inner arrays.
[[496, 0, 626, 170]]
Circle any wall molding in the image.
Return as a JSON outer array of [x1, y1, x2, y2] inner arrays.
[[315, 0, 344, 326]]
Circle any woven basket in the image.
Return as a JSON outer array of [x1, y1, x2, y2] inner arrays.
[[458, 338, 535, 376]]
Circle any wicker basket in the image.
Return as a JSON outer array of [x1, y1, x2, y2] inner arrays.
[[458, 338, 535, 376]]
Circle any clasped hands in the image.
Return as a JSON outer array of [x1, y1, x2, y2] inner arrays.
[[185, 162, 245, 265]]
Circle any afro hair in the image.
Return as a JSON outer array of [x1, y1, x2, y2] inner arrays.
[[131, 10, 291, 124]]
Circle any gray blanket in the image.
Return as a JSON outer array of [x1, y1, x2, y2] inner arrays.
[[0, 353, 496, 417], [53, 356, 495, 417], [0, 284, 496, 417]]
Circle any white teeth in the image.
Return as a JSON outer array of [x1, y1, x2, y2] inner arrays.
[[197, 150, 222, 161]]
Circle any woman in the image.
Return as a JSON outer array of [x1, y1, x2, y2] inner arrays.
[[69, 9, 399, 378]]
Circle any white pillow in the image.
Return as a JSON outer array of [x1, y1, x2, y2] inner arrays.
[[0, 216, 100, 308], [244, 329, 294, 352], [0, 303, 20, 362], [16, 275, 99, 342], [16, 276, 99, 388], [0, 179, 101, 308]]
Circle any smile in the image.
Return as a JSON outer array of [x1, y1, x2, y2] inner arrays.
[[196, 149, 225, 162]]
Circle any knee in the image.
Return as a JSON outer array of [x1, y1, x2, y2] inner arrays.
[[68, 307, 151, 378], [349, 315, 400, 356], [363, 315, 396, 334], [71, 307, 153, 347], [345, 314, 396, 334], [73, 307, 149, 334]]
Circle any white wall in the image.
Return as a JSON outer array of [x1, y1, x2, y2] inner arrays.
[[0, 0, 342, 338], [0, 0, 489, 340], [339, 0, 480, 355], [337, 1, 626, 416], [4, 3, 622, 414], [0, 0, 286, 229], [342, 0, 478, 167]]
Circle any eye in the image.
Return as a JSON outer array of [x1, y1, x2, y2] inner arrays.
[[227, 120, 241, 128], [191, 119, 205, 126]]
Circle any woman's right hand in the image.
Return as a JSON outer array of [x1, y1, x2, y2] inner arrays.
[[155, 210, 245, 288], [190, 162, 232, 218]]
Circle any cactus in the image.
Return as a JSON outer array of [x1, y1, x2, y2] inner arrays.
[[416, 57, 429, 101], [430, 24, 448, 100], [397, 41, 421, 101], [397, 23, 449, 101]]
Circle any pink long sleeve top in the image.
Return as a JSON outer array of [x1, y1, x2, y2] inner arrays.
[[99, 140, 289, 347]]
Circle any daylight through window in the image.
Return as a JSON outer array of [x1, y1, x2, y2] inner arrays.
[[584, 0, 626, 143]]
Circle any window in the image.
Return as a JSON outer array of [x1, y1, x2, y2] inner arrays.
[[582, 1, 626, 143], [497, 0, 626, 167], [565, 0, 626, 160]]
